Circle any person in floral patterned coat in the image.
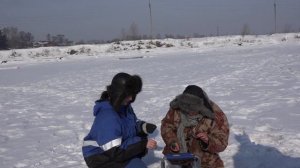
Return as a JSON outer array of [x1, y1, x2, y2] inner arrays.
[[161, 85, 229, 168]]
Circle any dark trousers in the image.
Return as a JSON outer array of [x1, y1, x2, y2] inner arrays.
[[84, 154, 127, 168]]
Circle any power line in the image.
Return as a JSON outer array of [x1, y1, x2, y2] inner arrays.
[[148, 0, 153, 39], [274, 0, 277, 33]]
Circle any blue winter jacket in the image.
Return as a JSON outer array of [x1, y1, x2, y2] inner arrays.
[[82, 100, 147, 163]]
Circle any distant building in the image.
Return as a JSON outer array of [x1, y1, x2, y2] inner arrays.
[[33, 41, 50, 48]]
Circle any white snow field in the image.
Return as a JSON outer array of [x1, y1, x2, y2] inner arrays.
[[0, 33, 300, 168]]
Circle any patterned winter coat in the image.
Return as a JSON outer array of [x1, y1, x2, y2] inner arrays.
[[161, 101, 229, 168]]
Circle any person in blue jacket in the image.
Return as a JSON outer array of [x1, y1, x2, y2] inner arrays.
[[82, 72, 157, 168]]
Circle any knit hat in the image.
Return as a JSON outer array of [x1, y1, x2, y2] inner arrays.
[[170, 85, 214, 119], [107, 72, 142, 111]]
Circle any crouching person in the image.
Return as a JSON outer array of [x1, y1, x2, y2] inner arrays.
[[82, 72, 157, 168], [161, 85, 229, 168]]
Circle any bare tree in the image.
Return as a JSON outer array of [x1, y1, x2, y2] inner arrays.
[[19, 31, 34, 48], [142, 34, 149, 40], [241, 24, 251, 36], [2, 27, 34, 49], [3, 27, 19, 48], [51, 34, 72, 46], [283, 24, 292, 33], [121, 28, 127, 40], [46, 34, 51, 42], [128, 22, 139, 40], [0, 30, 8, 50], [155, 33, 161, 39]]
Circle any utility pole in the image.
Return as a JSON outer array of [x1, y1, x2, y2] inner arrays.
[[274, 0, 277, 34], [148, 0, 153, 39]]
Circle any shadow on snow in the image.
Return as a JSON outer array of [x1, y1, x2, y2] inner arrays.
[[233, 133, 300, 168], [143, 130, 163, 166]]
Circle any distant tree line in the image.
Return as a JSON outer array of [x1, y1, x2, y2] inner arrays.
[[1, 23, 299, 50], [45, 34, 73, 47], [0, 27, 34, 50], [0, 27, 75, 50], [107, 22, 207, 43], [3, 24, 202, 50], [115, 22, 300, 42]]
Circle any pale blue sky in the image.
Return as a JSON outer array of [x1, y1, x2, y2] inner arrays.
[[0, 0, 299, 41]]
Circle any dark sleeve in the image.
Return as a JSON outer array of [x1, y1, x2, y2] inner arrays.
[[161, 108, 180, 147], [103, 138, 148, 162], [205, 110, 229, 153]]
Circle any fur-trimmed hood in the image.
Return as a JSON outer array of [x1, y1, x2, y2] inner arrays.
[[170, 93, 215, 119]]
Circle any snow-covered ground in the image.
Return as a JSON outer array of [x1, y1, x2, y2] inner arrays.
[[0, 33, 300, 168]]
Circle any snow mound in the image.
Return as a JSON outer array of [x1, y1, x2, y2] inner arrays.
[[1, 33, 299, 65]]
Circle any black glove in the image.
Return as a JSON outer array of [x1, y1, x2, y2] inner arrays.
[[143, 122, 157, 134], [136, 121, 157, 137]]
